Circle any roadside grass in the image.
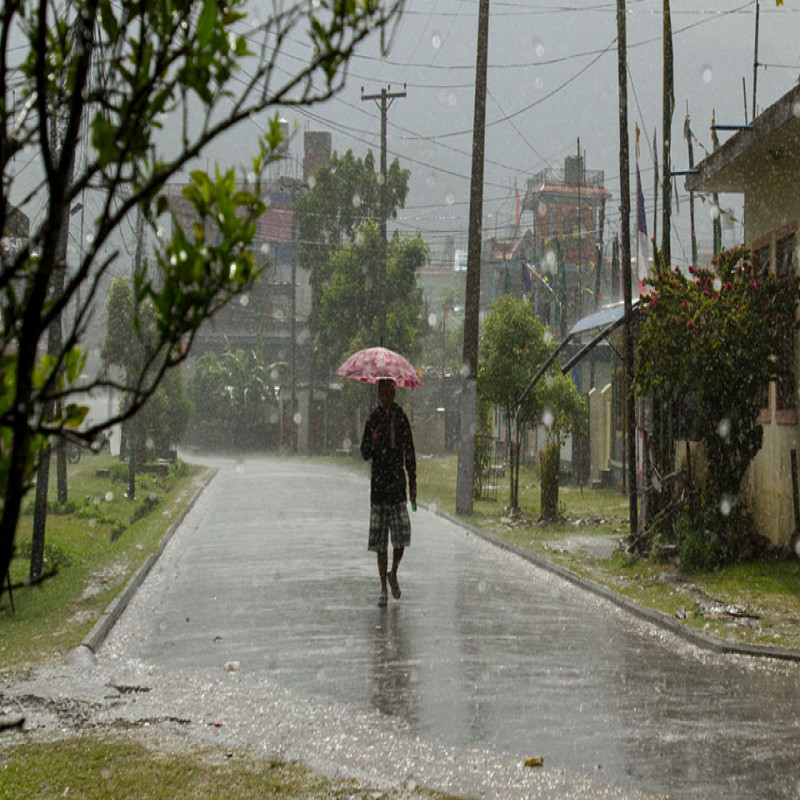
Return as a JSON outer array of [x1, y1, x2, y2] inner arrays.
[[416, 454, 800, 652], [1, 453, 208, 670], [0, 734, 459, 800]]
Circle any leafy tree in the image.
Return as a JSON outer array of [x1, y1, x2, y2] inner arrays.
[[314, 220, 427, 376], [635, 246, 798, 560], [188, 346, 282, 450], [102, 278, 189, 463], [295, 149, 411, 354], [538, 371, 588, 520], [0, 0, 403, 585]]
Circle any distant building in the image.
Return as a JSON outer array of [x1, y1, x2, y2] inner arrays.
[[522, 152, 611, 335]]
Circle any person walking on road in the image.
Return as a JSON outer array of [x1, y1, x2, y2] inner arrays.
[[360, 378, 417, 607]]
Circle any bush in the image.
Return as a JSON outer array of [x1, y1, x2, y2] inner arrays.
[[674, 500, 755, 572]]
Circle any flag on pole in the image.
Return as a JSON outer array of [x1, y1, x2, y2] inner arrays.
[[636, 166, 649, 296], [522, 262, 532, 296]]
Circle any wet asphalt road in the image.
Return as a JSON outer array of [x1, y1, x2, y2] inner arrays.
[[110, 456, 800, 799]]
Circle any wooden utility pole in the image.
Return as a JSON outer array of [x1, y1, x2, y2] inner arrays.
[[361, 84, 406, 346], [617, 0, 638, 535], [753, 0, 761, 120], [455, 0, 489, 515], [661, 0, 674, 268]]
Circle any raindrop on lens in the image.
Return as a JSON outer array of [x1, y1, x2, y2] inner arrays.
[[448, 93, 457, 107], [240, 295, 249, 307], [702, 65, 713, 84], [269, 411, 278, 424], [544, 331, 553, 345], [718, 418, 731, 438], [88, 518, 96, 528], [720, 496, 733, 516], [428, 313, 438, 327], [445, 192, 455, 205], [105, 492, 113, 502], [293, 412, 302, 426], [460, 363, 469, 377], [793, 102, 800, 119], [270, 369, 279, 381], [235, 462, 245, 474], [543, 410, 554, 428], [431, 33, 441, 49], [545, 250, 556, 269], [713, 277, 722, 292], [477, 580, 486, 594], [535, 76, 544, 91], [352, 193, 361, 208], [532, 37, 544, 58]]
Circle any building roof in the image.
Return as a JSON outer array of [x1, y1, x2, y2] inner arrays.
[[685, 83, 800, 194], [261, 204, 293, 243], [490, 229, 532, 262]]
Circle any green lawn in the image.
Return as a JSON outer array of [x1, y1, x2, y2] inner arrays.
[[1, 453, 209, 669]]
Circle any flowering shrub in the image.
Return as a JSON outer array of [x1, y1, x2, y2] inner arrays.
[[635, 247, 798, 560]]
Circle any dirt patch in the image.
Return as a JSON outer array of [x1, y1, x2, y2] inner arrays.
[[80, 562, 128, 601]]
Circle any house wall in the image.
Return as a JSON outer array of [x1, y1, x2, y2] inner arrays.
[[742, 177, 800, 545]]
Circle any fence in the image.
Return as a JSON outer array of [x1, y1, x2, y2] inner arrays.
[[473, 435, 504, 501]]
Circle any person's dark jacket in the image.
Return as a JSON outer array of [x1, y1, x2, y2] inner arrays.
[[360, 402, 416, 505]]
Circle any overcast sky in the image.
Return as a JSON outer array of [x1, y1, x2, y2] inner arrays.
[[250, 0, 800, 270]]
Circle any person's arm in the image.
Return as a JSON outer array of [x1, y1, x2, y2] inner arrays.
[[361, 416, 374, 461], [402, 412, 417, 499]]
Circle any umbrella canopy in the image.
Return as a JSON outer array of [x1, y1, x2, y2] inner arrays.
[[336, 346, 423, 388]]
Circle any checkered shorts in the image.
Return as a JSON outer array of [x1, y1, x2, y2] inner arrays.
[[368, 503, 411, 552]]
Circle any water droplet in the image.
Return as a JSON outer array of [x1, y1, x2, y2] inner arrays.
[[717, 417, 730, 438], [460, 363, 469, 377], [544, 331, 553, 345], [149, 492, 156, 501], [240, 294, 249, 307], [713, 277, 722, 292], [477, 580, 486, 593], [720, 496, 733, 516], [352, 193, 361, 208], [702, 65, 713, 84], [545, 250, 556, 270], [534, 76, 544, 91], [431, 33, 441, 49], [543, 410, 554, 428], [88, 518, 96, 528], [448, 93, 457, 107], [537, 201, 547, 217], [445, 192, 455, 205], [293, 412, 302, 426], [104, 492, 113, 502], [793, 102, 800, 119], [533, 38, 545, 58], [428, 312, 438, 327], [235, 462, 245, 474]]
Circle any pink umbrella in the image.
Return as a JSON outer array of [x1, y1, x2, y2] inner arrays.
[[336, 346, 423, 388]]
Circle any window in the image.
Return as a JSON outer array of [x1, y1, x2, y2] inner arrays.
[[752, 243, 770, 278]]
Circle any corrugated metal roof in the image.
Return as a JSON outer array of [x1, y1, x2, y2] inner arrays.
[[568, 302, 627, 336]]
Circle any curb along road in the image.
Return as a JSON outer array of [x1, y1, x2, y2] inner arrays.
[[77, 467, 216, 656]]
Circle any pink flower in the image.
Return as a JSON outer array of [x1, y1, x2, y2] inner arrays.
[[675, 317, 682, 326], [688, 265, 695, 274], [687, 320, 695, 331]]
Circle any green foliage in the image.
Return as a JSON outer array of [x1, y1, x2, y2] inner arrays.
[[635, 247, 799, 562], [188, 345, 283, 450], [314, 221, 427, 376], [636, 247, 798, 500], [297, 149, 414, 372], [1, 0, 402, 602], [478, 296, 586, 509]]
